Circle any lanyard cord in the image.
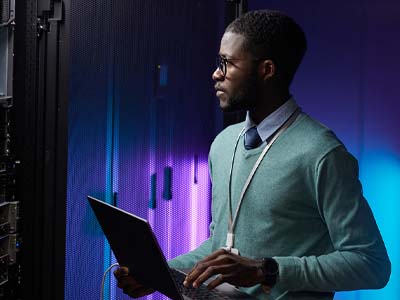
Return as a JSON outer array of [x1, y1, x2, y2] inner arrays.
[[227, 127, 246, 230], [227, 109, 301, 244]]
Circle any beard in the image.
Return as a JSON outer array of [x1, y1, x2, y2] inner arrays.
[[221, 71, 259, 113]]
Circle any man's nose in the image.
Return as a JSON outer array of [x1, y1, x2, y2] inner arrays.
[[212, 67, 224, 81]]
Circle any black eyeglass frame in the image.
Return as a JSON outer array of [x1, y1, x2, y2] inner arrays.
[[216, 55, 264, 77]]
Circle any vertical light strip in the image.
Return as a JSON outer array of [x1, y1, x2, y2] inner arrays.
[[109, 71, 119, 300], [103, 70, 114, 300], [189, 157, 210, 250], [146, 92, 157, 300], [166, 167, 173, 261], [166, 200, 173, 260], [189, 157, 198, 250], [165, 118, 173, 259], [197, 160, 210, 245], [104, 8, 115, 298], [148, 92, 157, 227]]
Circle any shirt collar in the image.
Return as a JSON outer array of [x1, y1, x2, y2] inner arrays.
[[244, 97, 299, 142]]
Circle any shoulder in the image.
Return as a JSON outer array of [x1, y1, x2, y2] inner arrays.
[[209, 121, 245, 156], [283, 113, 344, 158]]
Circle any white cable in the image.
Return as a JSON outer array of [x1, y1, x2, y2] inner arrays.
[[274, 290, 289, 300], [100, 263, 120, 300]]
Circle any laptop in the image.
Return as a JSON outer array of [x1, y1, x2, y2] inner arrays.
[[87, 196, 260, 300]]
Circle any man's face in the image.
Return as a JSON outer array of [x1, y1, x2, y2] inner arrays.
[[213, 32, 259, 112]]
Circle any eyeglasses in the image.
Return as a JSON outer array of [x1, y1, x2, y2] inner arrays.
[[216, 55, 240, 78], [216, 55, 263, 78]]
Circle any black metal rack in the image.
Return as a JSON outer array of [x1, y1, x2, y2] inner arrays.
[[7, 0, 68, 299], [0, 0, 21, 298]]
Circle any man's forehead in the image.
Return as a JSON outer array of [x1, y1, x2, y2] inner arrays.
[[219, 31, 247, 58]]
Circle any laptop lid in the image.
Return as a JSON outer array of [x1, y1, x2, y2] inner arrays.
[[87, 196, 182, 300]]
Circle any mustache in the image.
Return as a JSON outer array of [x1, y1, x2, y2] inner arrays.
[[214, 84, 225, 92]]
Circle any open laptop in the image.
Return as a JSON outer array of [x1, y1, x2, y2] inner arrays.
[[88, 196, 259, 300]]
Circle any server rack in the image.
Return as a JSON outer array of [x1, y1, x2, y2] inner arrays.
[[0, 0, 21, 298], [9, 0, 68, 299]]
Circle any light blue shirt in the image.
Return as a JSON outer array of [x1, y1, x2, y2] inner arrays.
[[244, 97, 299, 143]]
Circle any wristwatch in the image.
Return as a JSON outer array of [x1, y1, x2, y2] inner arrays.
[[260, 257, 279, 288]]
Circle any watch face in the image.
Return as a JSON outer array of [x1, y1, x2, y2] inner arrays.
[[263, 258, 279, 275], [262, 258, 279, 287]]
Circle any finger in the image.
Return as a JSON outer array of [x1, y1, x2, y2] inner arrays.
[[117, 276, 142, 290], [193, 264, 236, 288], [124, 286, 155, 298], [206, 274, 226, 290], [185, 249, 229, 285], [262, 285, 272, 294], [192, 265, 219, 288], [185, 257, 225, 287], [187, 249, 228, 275], [114, 266, 129, 278]]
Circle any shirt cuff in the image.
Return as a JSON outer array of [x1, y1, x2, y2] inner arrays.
[[273, 256, 301, 290]]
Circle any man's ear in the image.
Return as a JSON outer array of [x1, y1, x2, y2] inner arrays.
[[259, 59, 276, 81]]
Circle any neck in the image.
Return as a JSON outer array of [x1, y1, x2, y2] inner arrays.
[[249, 90, 290, 124]]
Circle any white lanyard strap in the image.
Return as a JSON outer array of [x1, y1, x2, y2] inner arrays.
[[227, 127, 246, 233], [227, 109, 301, 243]]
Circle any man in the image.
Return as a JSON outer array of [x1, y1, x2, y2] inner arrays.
[[115, 10, 391, 300]]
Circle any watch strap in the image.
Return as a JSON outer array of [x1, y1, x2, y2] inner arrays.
[[261, 257, 279, 288]]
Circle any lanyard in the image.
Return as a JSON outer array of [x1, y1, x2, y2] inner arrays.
[[225, 109, 301, 252]]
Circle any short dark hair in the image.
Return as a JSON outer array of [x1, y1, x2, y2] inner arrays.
[[226, 10, 307, 86]]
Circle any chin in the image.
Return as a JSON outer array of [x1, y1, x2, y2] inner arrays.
[[219, 100, 234, 112], [218, 95, 248, 112]]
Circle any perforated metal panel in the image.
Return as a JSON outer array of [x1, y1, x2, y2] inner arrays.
[[66, 1, 221, 299], [1, 0, 9, 23]]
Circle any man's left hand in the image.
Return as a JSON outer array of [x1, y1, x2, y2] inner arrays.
[[183, 249, 265, 290]]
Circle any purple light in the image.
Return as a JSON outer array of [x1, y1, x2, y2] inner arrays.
[[189, 158, 210, 250], [133, 155, 211, 300]]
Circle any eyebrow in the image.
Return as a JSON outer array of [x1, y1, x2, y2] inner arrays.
[[219, 54, 242, 61]]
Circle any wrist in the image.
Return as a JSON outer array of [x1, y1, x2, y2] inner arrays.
[[255, 259, 266, 284], [259, 257, 279, 288]]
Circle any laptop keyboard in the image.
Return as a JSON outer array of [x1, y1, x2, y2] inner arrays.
[[171, 269, 230, 300]]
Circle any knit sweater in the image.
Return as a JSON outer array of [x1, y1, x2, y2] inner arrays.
[[169, 113, 391, 300]]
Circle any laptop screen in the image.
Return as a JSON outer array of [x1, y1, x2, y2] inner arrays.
[[87, 196, 182, 299]]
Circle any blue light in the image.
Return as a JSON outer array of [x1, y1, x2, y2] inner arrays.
[[334, 150, 399, 300], [359, 151, 400, 300]]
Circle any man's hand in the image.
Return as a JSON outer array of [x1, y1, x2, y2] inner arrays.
[[183, 249, 267, 290], [113, 266, 155, 298]]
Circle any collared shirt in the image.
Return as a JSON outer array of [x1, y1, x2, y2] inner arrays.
[[244, 97, 299, 144]]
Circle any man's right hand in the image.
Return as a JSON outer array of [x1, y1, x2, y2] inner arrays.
[[113, 266, 155, 298]]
